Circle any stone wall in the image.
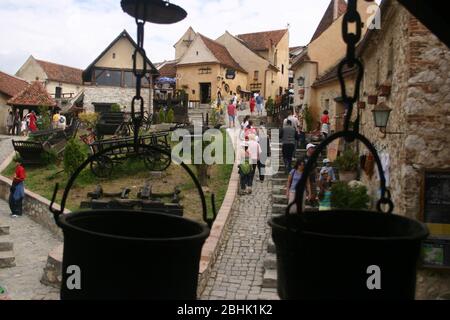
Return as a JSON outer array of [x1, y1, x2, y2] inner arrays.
[[83, 86, 153, 113], [0, 176, 64, 240], [359, 1, 450, 299]]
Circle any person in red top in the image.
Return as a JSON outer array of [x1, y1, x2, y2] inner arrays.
[[249, 96, 256, 115], [227, 100, 237, 128], [320, 110, 330, 139], [9, 159, 26, 217], [28, 111, 38, 132]]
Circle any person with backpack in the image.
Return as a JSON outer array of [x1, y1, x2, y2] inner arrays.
[[238, 146, 253, 195], [256, 94, 264, 116]]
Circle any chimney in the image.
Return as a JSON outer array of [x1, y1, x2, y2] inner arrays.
[[333, 0, 339, 20]]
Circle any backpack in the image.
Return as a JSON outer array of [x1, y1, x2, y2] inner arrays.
[[239, 161, 252, 175]]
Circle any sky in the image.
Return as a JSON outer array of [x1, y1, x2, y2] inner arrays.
[[1, 0, 355, 75]]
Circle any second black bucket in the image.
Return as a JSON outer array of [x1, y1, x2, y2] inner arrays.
[[270, 211, 428, 300], [59, 210, 209, 300]]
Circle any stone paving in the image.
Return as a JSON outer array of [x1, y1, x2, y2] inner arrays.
[[200, 178, 278, 300], [0, 201, 61, 300]]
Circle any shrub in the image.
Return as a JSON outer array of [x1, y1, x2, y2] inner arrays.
[[159, 109, 166, 124], [334, 149, 359, 171], [166, 108, 174, 124], [111, 104, 121, 112], [79, 112, 99, 130], [265, 97, 275, 115], [37, 106, 52, 130], [303, 105, 314, 132], [63, 138, 86, 177], [41, 149, 58, 165], [331, 181, 371, 210]]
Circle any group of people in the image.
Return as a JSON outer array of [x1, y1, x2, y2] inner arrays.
[[226, 93, 265, 128], [6, 110, 37, 136], [237, 116, 270, 195], [5, 109, 66, 136], [280, 111, 337, 212]]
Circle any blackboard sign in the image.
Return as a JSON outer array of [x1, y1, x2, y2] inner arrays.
[[421, 170, 450, 269]]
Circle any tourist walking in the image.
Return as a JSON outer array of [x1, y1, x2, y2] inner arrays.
[[52, 110, 61, 129], [320, 158, 337, 182], [244, 120, 257, 140], [318, 171, 333, 211], [304, 143, 318, 206], [257, 122, 270, 183], [247, 133, 262, 192], [238, 146, 253, 195], [6, 111, 14, 135], [9, 159, 26, 218], [249, 96, 256, 115], [227, 100, 237, 128], [13, 110, 20, 135], [281, 120, 298, 174], [28, 111, 37, 133], [286, 159, 305, 214], [256, 94, 264, 116], [321, 110, 330, 139]]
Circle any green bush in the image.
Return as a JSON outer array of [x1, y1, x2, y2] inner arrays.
[[334, 149, 359, 171], [331, 181, 371, 210], [79, 112, 99, 129], [265, 97, 275, 115], [111, 104, 121, 113], [166, 108, 174, 124], [303, 105, 314, 132], [37, 106, 52, 130], [63, 138, 86, 177], [41, 149, 58, 165], [159, 109, 166, 124]]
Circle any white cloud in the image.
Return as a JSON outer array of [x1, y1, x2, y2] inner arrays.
[[0, 0, 342, 74]]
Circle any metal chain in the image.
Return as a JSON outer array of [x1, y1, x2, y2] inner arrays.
[[338, 0, 364, 135], [131, 2, 148, 145]]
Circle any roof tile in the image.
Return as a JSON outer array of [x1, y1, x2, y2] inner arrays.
[[7, 81, 56, 107], [36, 59, 83, 85], [0, 71, 28, 98], [237, 29, 288, 51]]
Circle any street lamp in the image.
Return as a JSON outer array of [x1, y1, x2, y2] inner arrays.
[[372, 102, 403, 136]]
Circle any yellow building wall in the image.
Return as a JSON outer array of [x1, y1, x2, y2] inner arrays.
[[15, 56, 47, 82], [308, 1, 374, 75], [45, 81, 82, 98], [0, 93, 10, 134], [95, 36, 152, 71], [174, 27, 197, 60], [216, 32, 269, 97], [271, 31, 290, 98]]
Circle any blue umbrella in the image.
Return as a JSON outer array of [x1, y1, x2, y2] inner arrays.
[[157, 77, 176, 84]]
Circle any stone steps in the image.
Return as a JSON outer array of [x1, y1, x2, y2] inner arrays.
[[272, 194, 288, 205], [267, 238, 276, 254], [0, 225, 9, 236], [262, 269, 277, 289], [264, 253, 277, 270], [0, 250, 15, 268], [41, 244, 63, 288], [0, 236, 13, 252]]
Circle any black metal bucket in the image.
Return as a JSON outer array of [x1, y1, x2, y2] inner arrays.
[[269, 132, 429, 300], [50, 144, 215, 300]]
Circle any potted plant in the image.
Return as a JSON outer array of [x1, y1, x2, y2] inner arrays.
[[357, 101, 366, 109], [265, 97, 275, 123], [379, 83, 391, 97], [331, 181, 371, 210], [368, 95, 378, 105], [334, 149, 359, 182]]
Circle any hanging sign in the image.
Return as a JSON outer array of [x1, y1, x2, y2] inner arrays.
[[225, 69, 236, 80], [420, 169, 450, 269]]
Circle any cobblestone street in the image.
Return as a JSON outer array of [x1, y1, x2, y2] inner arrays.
[[0, 201, 61, 300], [201, 175, 278, 300]]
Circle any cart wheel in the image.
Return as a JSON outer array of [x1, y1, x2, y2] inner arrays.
[[90, 156, 114, 178], [144, 149, 171, 172]]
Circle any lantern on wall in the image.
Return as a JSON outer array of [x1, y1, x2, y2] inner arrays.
[[372, 102, 392, 129]]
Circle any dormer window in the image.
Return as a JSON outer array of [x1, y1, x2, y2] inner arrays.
[[297, 77, 305, 87], [112, 53, 116, 59]]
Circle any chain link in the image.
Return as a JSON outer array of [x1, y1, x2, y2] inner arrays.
[[338, 0, 365, 138]]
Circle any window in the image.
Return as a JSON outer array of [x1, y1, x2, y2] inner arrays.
[[254, 71, 259, 81], [297, 76, 305, 87], [95, 69, 121, 87], [274, 50, 278, 66], [55, 87, 62, 99], [282, 64, 284, 74], [324, 99, 330, 111], [112, 53, 116, 59], [123, 71, 136, 87], [198, 67, 212, 75]]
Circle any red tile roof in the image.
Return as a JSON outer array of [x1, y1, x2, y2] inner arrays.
[[158, 61, 177, 78], [7, 81, 56, 107], [198, 34, 247, 73], [0, 71, 28, 98], [237, 29, 288, 51], [310, 0, 347, 42], [36, 59, 83, 85]]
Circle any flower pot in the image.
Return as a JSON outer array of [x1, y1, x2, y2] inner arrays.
[[368, 95, 378, 105], [379, 84, 391, 97], [357, 101, 366, 109], [298, 89, 305, 95], [339, 170, 358, 182]]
